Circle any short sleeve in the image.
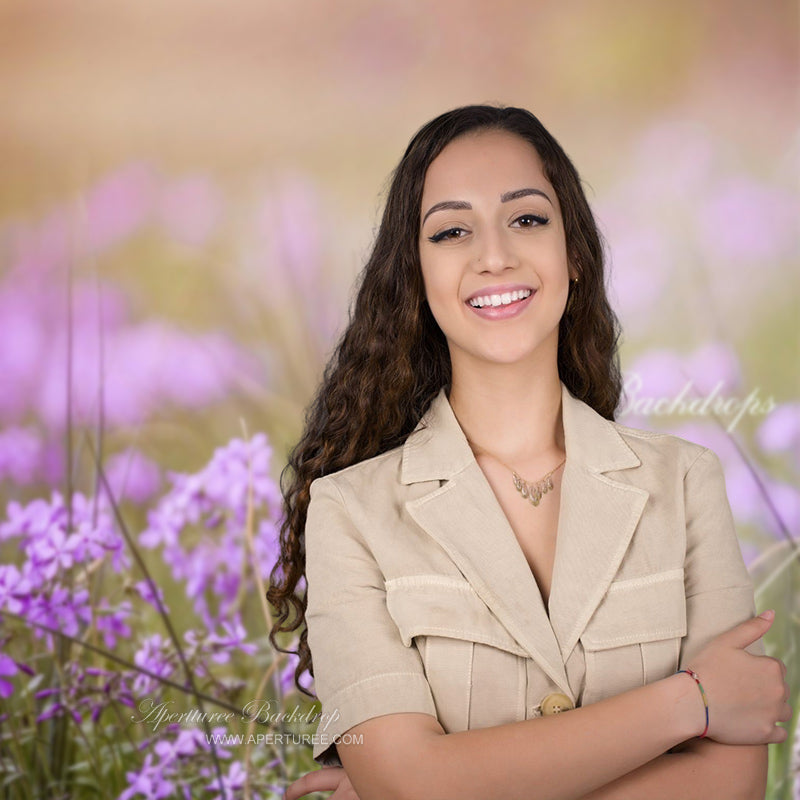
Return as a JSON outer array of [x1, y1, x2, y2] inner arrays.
[[304, 477, 437, 766], [678, 447, 765, 670]]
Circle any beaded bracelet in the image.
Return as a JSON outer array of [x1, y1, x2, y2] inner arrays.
[[676, 668, 709, 738]]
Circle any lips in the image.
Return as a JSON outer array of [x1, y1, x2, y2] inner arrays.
[[465, 283, 535, 305], [468, 288, 532, 309], [465, 285, 536, 320]]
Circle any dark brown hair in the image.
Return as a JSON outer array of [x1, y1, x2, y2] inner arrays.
[[267, 104, 623, 696]]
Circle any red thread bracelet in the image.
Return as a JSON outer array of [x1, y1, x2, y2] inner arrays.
[[676, 668, 709, 738]]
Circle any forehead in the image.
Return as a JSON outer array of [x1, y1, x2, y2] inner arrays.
[[421, 129, 552, 202]]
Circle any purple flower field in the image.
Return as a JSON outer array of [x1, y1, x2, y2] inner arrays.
[[0, 132, 797, 798]]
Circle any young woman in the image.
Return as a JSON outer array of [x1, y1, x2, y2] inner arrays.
[[268, 105, 791, 800]]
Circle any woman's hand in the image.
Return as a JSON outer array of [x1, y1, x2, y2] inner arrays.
[[284, 766, 361, 800], [682, 610, 792, 745]]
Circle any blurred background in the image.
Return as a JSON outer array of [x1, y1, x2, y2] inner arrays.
[[1, 0, 797, 562], [0, 0, 797, 794]]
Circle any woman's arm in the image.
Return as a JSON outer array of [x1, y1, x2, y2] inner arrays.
[[338, 677, 699, 800], [337, 617, 791, 800], [286, 730, 769, 800], [286, 733, 769, 800], [578, 741, 768, 800]]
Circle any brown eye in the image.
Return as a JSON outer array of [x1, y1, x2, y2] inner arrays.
[[428, 227, 467, 243], [513, 214, 549, 228]]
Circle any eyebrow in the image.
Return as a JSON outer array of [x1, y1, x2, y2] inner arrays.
[[421, 187, 553, 225]]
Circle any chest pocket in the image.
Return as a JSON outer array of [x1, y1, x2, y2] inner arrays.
[[385, 575, 529, 733], [580, 568, 687, 705]]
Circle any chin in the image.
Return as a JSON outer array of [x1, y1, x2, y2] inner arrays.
[[475, 345, 545, 366]]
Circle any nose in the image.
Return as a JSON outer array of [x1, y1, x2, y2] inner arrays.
[[474, 226, 519, 273]]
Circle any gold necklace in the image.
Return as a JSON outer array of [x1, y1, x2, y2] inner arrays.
[[470, 443, 566, 507]]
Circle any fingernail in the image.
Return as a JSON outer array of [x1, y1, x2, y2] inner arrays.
[[758, 609, 775, 619]]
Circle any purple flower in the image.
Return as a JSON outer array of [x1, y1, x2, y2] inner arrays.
[[0, 653, 20, 698], [133, 580, 169, 613], [104, 448, 162, 505], [757, 403, 800, 463], [36, 317, 262, 432], [622, 350, 688, 406], [84, 163, 156, 255], [0, 564, 33, 615], [619, 344, 743, 425], [163, 727, 205, 760], [683, 342, 742, 397], [206, 617, 257, 664], [26, 526, 79, 581], [0, 496, 58, 542], [140, 432, 282, 627], [205, 759, 247, 799], [3, 490, 124, 570], [0, 225, 263, 432], [27, 584, 93, 644], [763, 481, 800, 538], [247, 174, 344, 343], [697, 178, 798, 266], [605, 226, 671, 328], [132, 634, 175, 696], [95, 598, 133, 649], [119, 753, 175, 800], [279, 652, 300, 696]]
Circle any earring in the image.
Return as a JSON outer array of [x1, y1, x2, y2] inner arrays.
[[566, 277, 579, 314]]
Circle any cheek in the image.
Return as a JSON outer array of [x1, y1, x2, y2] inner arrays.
[[419, 262, 450, 313]]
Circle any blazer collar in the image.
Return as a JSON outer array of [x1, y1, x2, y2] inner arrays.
[[401, 381, 640, 484], [399, 381, 649, 700]]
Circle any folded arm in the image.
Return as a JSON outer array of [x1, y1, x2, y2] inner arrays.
[[578, 739, 767, 800], [336, 675, 710, 800]]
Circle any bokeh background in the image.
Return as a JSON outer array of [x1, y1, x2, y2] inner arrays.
[[0, 1, 797, 798]]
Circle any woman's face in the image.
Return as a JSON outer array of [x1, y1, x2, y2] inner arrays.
[[418, 129, 574, 372]]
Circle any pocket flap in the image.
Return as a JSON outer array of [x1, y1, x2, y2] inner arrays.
[[581, 568, 687, 650], [385, 575, 528, 657]]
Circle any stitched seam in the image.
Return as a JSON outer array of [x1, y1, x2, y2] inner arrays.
[[466, 642, 474, 727], [584, 628, 685, 648], [612, 424, 668, 440], [684, 583, 754, 600], [385, 575, 473, 591], [606, 568, 684, 592], [640, 643, 647, 684], [683, 446, 711, 481], [331, 671, 430, 693], [327, 477, 351, 516], [401, 625, 526, 654]]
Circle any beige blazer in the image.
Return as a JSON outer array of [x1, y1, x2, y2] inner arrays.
[[304, 381, 763, 766]]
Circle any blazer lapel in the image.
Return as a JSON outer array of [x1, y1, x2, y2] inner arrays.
[[400, 382, 649, 696], [548, 384, 649, 662]]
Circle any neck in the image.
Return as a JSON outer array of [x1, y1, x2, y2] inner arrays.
[[447, 359, 565, 471]]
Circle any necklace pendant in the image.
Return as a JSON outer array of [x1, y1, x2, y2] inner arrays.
[[508, 461, 565, 509]]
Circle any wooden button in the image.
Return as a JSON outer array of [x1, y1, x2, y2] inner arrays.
[[540, 692, 575, 715]]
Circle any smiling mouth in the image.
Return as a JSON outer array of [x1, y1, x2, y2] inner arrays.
[[467, 289, 533, 309]]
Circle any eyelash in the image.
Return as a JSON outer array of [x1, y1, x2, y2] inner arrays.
[[426, 213, 550, 243]]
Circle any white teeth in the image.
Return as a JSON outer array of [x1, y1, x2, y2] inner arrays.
[[468, 288, 532, 309]]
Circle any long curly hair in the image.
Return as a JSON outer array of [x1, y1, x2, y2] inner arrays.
[[267, 104, 623, 696]]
